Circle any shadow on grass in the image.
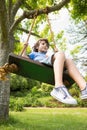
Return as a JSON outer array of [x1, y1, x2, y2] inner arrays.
[[0, 115, 31, 130]]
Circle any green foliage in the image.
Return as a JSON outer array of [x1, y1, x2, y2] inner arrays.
[[14, 40, 31, 54], [30, 86, 42, 97], [44, 98, 59, 107], [59, 40, 67, 51], [10, 74, 29, 91], [70, 0, 87, 20], [41, 83, 53, 96], [10, 72, 87, 110], [24, 0, 54, 9], [57, 31, 64, 39], [40, 24, 49, 38], [9, 97, 24, 111], [10, 74, 40, 92], [26, 0, 38, 9], [31, 99, 43, 107], [21, 0, 54, 11], [70, 45, 82, 57], [14, 98, 24, 111], [69, 86, 79, 97], [77, 98, 87, 107], [56, 31, 67, 51], [9, 97, 16, 111], [14, 42, 23, 54]]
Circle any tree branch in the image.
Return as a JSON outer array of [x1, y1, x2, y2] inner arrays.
[[11, 0, 24, 19], [17, 27, 41, 38], [9, 0, 70, 33]]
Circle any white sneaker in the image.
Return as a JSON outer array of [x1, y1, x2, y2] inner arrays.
[[80, 83, 87, 100], [50, 86, 77, 105]]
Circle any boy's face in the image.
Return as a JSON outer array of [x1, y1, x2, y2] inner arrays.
[[37, 40, 49, 52]]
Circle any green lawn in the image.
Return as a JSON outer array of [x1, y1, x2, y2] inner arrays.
[[0, 108, 87, 130]]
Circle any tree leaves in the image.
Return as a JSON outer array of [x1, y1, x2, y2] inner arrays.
[[70, 0, 87, 20]]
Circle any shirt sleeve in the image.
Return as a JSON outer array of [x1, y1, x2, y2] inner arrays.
[[28, 52, 35, 60]]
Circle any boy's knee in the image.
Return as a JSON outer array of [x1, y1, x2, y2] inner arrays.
[[55, 51, 65, 58]]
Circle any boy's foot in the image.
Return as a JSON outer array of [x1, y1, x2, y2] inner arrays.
[[80, 84, 87, 100], [50, 86, 77, 105]]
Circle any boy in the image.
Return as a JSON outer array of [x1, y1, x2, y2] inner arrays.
[[22, 38, 87, 105]]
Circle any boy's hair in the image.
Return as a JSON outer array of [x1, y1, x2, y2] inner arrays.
[[33, 38, 49, 52]]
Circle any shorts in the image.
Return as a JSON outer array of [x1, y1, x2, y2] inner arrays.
[[40, 53, 54, 66]]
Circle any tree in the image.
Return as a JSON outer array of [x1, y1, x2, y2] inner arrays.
[[70, 0, 87, 21], [0, 0, 70, 120]]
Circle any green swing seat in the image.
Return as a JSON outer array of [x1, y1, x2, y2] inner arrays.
[[8, 53, 74, 87]]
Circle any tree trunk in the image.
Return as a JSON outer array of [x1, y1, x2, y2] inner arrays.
[[0, 36, 14, 120], [0, 80, 10, 120]]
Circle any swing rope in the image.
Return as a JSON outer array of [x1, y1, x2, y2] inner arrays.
[[20, 16, 36, 56], [46, 15, 58, 52]]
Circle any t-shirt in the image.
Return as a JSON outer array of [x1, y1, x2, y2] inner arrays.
[[28, 52, 46, 62], [28, 51, 53, 65]]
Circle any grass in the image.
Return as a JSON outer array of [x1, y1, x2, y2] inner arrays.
[[0, 107, 87, 130]]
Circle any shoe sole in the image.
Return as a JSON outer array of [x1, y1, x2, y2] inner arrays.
[[81, 95, 87, 100], [50, 91, 77, 105]]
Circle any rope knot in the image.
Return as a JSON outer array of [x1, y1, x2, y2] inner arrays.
[[0, 63, 18, 81]]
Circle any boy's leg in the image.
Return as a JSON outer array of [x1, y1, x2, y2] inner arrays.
[[50, 52, 77, 105], [53, 51, 65, 87], [65, 58, 87, 100], [65, 58, 86, 90]]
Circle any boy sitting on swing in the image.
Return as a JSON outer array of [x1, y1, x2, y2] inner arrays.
[[22, 38, 87, 105]]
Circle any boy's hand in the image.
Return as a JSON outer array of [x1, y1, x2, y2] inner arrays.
[[54, 46, 58, 52]]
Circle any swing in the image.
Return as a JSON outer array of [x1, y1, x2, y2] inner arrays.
[[8, 15, 74, 87]]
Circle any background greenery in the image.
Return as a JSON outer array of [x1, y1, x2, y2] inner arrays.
[[9, 73, 87, 111]]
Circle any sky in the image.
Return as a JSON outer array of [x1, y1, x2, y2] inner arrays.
[[49, 8, 70, 33]]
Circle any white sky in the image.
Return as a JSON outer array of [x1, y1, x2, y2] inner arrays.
[[49, 8, 70, 33]]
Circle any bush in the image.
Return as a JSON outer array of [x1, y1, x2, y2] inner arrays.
[[41, 83, 53, 96], [10, 74, 41, 92], [9, 97, 24, 111], [69, 87, 79, 97], [14, 98, 24, 111], [23, 96, 33, 107], [9, 97, 16, 111], [77, 98, 87, 107], [31, 99, 43, 107], [30, 86, 44, 98], [45, 101, 59, 108], [10, 74, 29, 91]]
